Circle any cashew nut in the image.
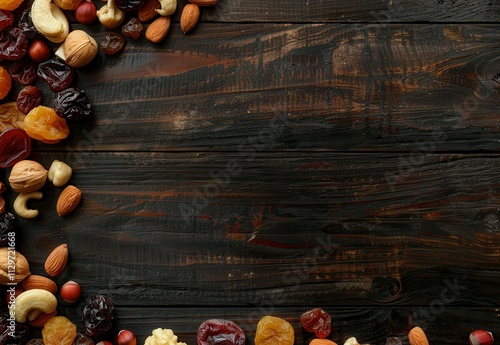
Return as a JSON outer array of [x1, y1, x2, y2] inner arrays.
[[13, 191, 43, 219], [48, 160, 72, 187], [13, 289, 57, 323], [96, 0, 125, 30], [156, 0, 176, 16], [31, 0, 69, 43]]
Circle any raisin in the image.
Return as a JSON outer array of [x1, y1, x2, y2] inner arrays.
[[198, 319, 245, 345], [42, 316, 77, 345], [0, 66, 11, 100], [0, 27, 27, 60], [24, 105, 69, 144], [17, 85, 41, 115], [0, 102, 25, 132], [0, 312, 31, 345], [386, 337, 403, 345], [100, 32, 125, 55], [26, 339, 44, 345], [72, 333, 94, 345], [0, 9, 14, 31], [122, 17, 143, 40], [115, 0, 145, 11], [82, 294, 115, 337], [255, 316, 294, 345], [0, 128, 31, 168], [54, 87, 92, 122], [10, 57, 37, 85], [300, 308, 331, 338], [37, 59, 74, 92], [0, 212, 15, 246], [17, 9, 39, 40]]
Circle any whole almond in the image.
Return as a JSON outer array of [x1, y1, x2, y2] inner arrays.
[[56, 185, 82, 216], [145, 16, 171, 43], [138, 0, 160, 22], [44, 244, 68, 277], [21, 275, 58, 294], [180, 4, 200, 34], [310, 340, 338, 345], [408, 327, 429, 345], [188, 0, 218, 6], [28, 310, 57, 328]]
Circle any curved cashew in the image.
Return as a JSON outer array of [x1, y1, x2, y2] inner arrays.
[[31, 0, 69, 43], [156, 0, 176, 16], [14, 191, 43, 219], [46, 5, 70, 43], [97, 0, 125, 30], [48, 160, 72, 187], [13, 289, 57, 323]]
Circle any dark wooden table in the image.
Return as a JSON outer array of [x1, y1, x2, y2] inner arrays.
[[1, 0, 500, 344]]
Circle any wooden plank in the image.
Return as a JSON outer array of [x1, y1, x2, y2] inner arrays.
[[2, 152, 497, 306], [16, 24, 499, 153]]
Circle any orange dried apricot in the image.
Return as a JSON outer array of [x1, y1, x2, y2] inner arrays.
[[255, 316, 294, 345], [0, 102, 25, 133], [0, 0, 23, 11], [24, 105, 69, 144], [0, 66, 11, 100], [42, 316, 77, 345]]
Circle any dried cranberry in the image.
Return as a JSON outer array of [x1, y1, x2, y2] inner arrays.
[[17, 10, 39, 40], [0, 128, 31, 168], [0, 27, 27, 60], [82, 294, 114, 337], [10, 57, 37, 85], [37, 59, 74, 92], [300, 308, 331, 338], [54, 87, 92, 122], [198, 319, 246, 345], [100, 32, 125, 55], [0, 10, 14, 32], [122, 17, 143, 40], [17, 86, 41, 114], [115, 0, 145, 11]]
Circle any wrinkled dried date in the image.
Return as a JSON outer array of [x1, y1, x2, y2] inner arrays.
[[17, 86, 42, 115], [0, 27, 27, 60], [54, 87, 92, 122], [10, 57, 37, 85], [122, 17, 143, 40], [198, 319, 246, 345], [17, 10, 39, 40], [37, 59, 74, 92], [82, 295, 114, 337], [0, 9, 14, 32], [115, 0, 145, 11]]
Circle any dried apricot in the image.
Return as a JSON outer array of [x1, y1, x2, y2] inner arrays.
[[24, 105, 69, 144], [255, 316, 294, 345], [0, 0, 23, 13], [0, 66, 11, 100], [0, 102, 25, 132], [42, 316, 77, 345]]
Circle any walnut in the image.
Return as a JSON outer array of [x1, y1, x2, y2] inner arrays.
[[8, 160, 48, 193], [0, 247, 31, 285]]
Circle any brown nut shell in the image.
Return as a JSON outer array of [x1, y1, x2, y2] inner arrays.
[[8, 160, 48, 194], [44, 244, 68, 277]]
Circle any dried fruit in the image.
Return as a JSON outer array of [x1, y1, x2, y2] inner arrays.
[[145, 16, 170, 43], [0, 212, 15, 245], [56, 185, 82, 216], [42, 316, 77, 345], [0, 102, 25, 133], [197, 319, 245, 345], [0, 129, 31, 168], [10, 57, 37, 85], [27, 338, 44, 345], [122, 17, 143, 40], [0, 0, 23, 13], [115, 0, 144, 11], [469, 330, 494, 345], [28, 310, 58, 328], [0, 9, 14, 31], [44, 243, 69, 277], [180, 3, 199, 34], [29, 40, 52, 63], [8, 160, 48, 193], [255, 316, 294, 345], [61, 281, 81, 303], [72, 333, 95, 345], [53, 87, 92, 122], [0, 66, 11, 100], [82, 294, 115, 337], [0, 27, 27, 60], [0, 247, 31, 284], [17, 86, 42, 115], [21, 275, 58, 294], [300, 308, 331, 338], [137, 0, 159, 22], [55, 30, 98, 68], [24, 105, 70, 144], [408, 327, 429, 345], [310, 340, 337, 345], [75, 0, 97, 25], [37, 59, 74, 92], [0, 312, 30, 344], [117, 330, 137, 345], [100, 31, 125, 55], [188, 0, 218, 5], [17, 10, 39, 40], [385, 337, 403, 345]]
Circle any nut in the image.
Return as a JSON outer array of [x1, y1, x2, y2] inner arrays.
[[180, 4, 199, 34], [408, 327, 429, 345], [469, 330, 494, 345], [117, 330, 137, 345], [310, 340, 338, 345], [44, 243, 68, 277], [0, 247, 31, 285], [47, 160, 72, 187], [14, 191, 43, 219], [13, 289, 57, 323], [53, 0, 82, 10], [155, 0, 175, 16], [188, 0, 218, 5], [145, 328, 187, 345], [28, 40, 52, 63], [56, 185, 82, 216], [138, 0, 160, 22], [55, 30, 98, 68], [343, 338, 360, 345], [9, 160, 48, 194], [0, 181, 6, 194], [0, 196, 4, 215], [31, 0, 69, 43], [60, 281, 81, 303], [28, 310, 57, 328], [97, 0, 125, 29], [75, 0, 97, 24], [21, 275, 58, 294], [145, 16, 170, 43]]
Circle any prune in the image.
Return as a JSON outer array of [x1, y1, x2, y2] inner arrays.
[[198, 319, 245, 345], [72, 333, 94, 345], [115, 0, 145, 11], [300, 308, 331, 338], [0, 312, 31, 345], [24, 105, 69, 144], [54, 87, 92, 122], [100, 32, 125, 55], [82, 294, 115, 337], [42, 316, 77, 345], [254, 316, 294, 345], [0, 212, 15, 246], [17, 85, 41, 115], [37, 59, 74, 92], [122, 17, 143, 40], [0, 27, 27, 60], [0, 128, 31, 168], [17, 10, 39, 40], [10, 57, 37, 85], [0, 9, 14, 31]]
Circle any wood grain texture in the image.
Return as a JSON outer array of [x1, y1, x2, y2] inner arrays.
[[18, 24, 499, 153]]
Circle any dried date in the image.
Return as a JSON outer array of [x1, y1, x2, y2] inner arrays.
[[82, 295, 114, 337], [0, 9, 14, 32], [10, 57, 37, 85], [198, 319, 246, 345], [17, 86, 41, 115], [0, 27, 27, 60], [37, 59, 74, 92], [300, 308, 331, 338], [17, 10, 39, 40], [122, 17, 143, 40], [54, 87, 92, 122]]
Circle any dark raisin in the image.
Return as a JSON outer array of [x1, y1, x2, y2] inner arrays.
[[37, 59, 74, 92], [10, 57, 36, 85], [82, 294, 114, 337], [0, 213, 15, 246], [0, 128, 31, 169], [100, 32, 125, 55], [72, 333, 94, 345], [0, 9, 14, 32], [300, 308, 332, 338], [122, 17, 143, 40], [0, 27, 27, 60], [198, 319, 246, 345], [115, 0, 145, 11], [17, 85, 41, 114], [54, 87, 92, 122], [0, 312, 31, 345], [17, 9, 39, 40]]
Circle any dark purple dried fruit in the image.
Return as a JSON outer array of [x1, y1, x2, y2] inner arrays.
[[0, 27, 27, 60], [82, 294, 114, 337], [17, 85, 41, 114], [37, 59, 74, 92], [0, 9, 14, 32], [0, 213, 15, 247], [54, 87, 92, 122], [122, 17, 143, 40], [100, 32, 125, 55], [198, 319, 246, 345], [115, 0, 145, 11], [0, 312, 31, 345], [10, 57, 37, 85], [17, 10, 39, 40]]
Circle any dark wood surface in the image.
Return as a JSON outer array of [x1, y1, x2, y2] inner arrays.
[[1, 0, 499, 345]]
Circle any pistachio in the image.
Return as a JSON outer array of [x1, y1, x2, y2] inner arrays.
[[55, 30, 98, 68]]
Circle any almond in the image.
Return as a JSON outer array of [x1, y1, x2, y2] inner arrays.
[[28, 310, 57, 328], [44, 244, 68, 277], [310, 340, 338, 345], [188, 0, 218, 6], [145, 16, 171, 43], [138, 0, 160, 22], [408, 327, 429, 345], [180, 4, 200, 34], [21, 275, 58, 294], [56, 185, 82, 216]]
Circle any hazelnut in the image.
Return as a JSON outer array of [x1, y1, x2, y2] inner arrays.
[[28, 40, 52, 63], [117, 330, 137, 345], [60, 281, 81, 303], [75, 0, 97, 25], [8, 160, 48, 194]]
